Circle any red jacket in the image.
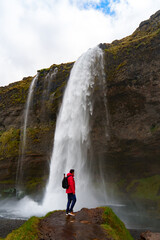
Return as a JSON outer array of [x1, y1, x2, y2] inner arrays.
[[66, 173, 75, 194]]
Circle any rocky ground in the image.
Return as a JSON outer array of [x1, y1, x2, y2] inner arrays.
[[0, 217, 26, 238], [38, 208, 108, 240], [0, 209, 159, 240]]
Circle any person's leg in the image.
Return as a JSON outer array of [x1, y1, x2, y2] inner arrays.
[[66, 193, 72, 214], [69, 194, 76, 213]]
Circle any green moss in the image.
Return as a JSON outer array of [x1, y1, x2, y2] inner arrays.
[[0, 180, 14, 184], [37, 62, 73, 78], [150, 124, 159, 133], [116, 60, 127, 71], [156, 28, 160, 34], [25, 177, 46, 191], [126, 175, 160, 200], [38, 68, 50, 77], [0, 77, 33, 107], [105, 27, 159, 57], [1, 208, 133, 240], [43, 210, 61, 219], [135, 41, 146, 49], [4, 216, 40, 240], [2, 210, 59, 240], [102, 207, 134, 240], [27, 128, 41, 142], [26, 125, 51, 144], [0, 77, 32, 94], [0, 128, 20, 160]]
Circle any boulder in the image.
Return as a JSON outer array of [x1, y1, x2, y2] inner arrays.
[[140, 231, 160, 240]]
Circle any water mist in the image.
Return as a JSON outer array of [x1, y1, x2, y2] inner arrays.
[[42, 46, 108, 211], [0, 46, 108, 219]]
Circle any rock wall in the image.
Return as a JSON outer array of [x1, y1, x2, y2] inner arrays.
[[92, 10, 160, 214], [0, 63, 73, 196], [0, 10, 160, 215]]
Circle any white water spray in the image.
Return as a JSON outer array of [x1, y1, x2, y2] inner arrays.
[[42, 46, 108, 211], [16, 74, 39, 190], [0, 47, 108, 218]]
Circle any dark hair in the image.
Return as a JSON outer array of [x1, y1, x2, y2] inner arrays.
[[70, 169, 74, 173]]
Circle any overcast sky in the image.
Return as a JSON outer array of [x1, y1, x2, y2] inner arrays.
[[0, 0, 160, 87]]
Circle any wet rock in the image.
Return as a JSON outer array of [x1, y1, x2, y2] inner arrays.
[[38, 208, 107, 240], [38, 207, 133, 240], [139, 231, 160, 240]]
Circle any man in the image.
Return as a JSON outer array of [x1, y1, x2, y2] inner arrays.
[[66, 169, 76, 216]]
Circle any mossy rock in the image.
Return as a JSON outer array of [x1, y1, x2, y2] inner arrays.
[[0, 128, 20, 160], [1, 207, 133, 240], [126, 175, 160, 201], [102, 207, 134, 240], [24, 176, 47, 194], [1, 216, 40, 240], [0, 77, 33, 108]]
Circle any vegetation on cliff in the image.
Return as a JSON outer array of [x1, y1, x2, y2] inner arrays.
[[0, 62, 73, 196], [102, 207, 133, 240], [0, 216, 40, 240], [0, 128, 20, 160], [0, 207, 133, 240], [0, 11, 160, 222], [97, 10, 160, 205], [0, 77, 33, 109]]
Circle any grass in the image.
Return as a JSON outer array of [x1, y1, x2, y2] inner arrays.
[[0, 210, 57, 240], [126, 175, 160, 200], [105, 25, 160, 60], [0, 208, 133, 240], [102, 207, 134, 240], [1, 217, 40, 240], [25, 176, 47, 192], [0, 128, 20, 160], [0, 77, 33, 107], [150, 124, 159, 133]]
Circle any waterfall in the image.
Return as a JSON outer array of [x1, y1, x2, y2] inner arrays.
[[42, 46, 108, 210], [0, 46, 108, 219], [22, 74, 39, 150], [16, 68, 58, 194], [16, 74, 39, 193]]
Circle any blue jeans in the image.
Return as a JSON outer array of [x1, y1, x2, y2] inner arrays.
[[66, 193, 76, 213]]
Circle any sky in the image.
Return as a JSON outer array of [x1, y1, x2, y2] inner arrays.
[[0, 0, 160, 87]]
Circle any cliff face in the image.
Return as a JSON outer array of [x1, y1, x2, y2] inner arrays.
[[0, 10, 160, 212], [0, 63, 73, 196], [93, 10, 160, 210]]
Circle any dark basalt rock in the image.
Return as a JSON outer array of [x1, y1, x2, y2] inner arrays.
[[136, 10, 160, 32], [0, 11, 160, 221], [0, 63, 73, 197]]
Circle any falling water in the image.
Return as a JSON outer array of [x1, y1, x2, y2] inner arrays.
[[42, 46, 108, 210], [22, 74, 39, 149], [0, 46, 108, 218], [40, 67, 58, 119], [0, 47, 160, 231], [16, 74, 39, 192]]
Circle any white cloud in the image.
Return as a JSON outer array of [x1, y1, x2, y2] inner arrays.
[[0, 0, 160, 87]]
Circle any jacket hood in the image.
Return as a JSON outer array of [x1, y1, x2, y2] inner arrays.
[[67, 172, 72, 177]]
